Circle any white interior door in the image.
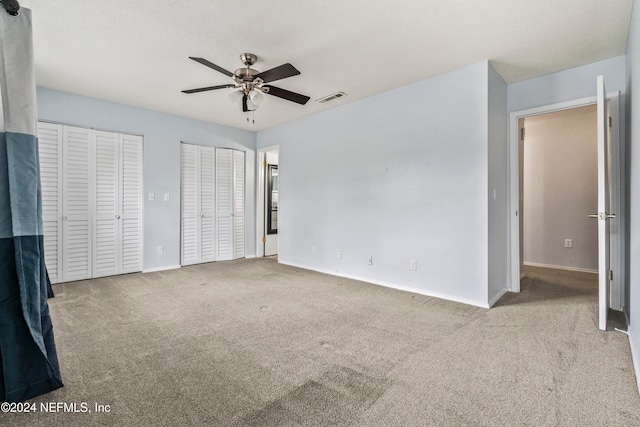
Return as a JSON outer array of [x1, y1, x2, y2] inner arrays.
[[119, 133, 143, 273], [62, 126, 93, 282], [93, 131, 142, 276], [93, 130, 119, 277], [595, 75, 612, 331], [37, 122, 63, 283], [216, 148, 234, 261], [181, 143, 216, 265], [233, 150, 245, 259], [200, 146, 216, 262], [181, 143, 199, 265]]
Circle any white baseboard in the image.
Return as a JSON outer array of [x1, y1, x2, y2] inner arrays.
[[279, 260, 490, 309], [629, 329, 640, 395], [142, 265, 181, 273], [523, 262, 597, 274]]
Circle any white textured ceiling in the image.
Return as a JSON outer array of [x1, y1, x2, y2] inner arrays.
[[18, 0, 633, 131]]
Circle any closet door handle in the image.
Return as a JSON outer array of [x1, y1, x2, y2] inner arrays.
[[62, 215, 68, 221], [115, 215, 121, 219]]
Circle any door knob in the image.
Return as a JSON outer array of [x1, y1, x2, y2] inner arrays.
[[62, 215, 68, 221]]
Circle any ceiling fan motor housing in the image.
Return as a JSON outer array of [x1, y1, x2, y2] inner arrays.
[[234, 67, 259, 83]]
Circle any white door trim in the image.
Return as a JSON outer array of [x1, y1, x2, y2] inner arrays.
[[256, 144, 279, 258], [508, 92, 622, 306]]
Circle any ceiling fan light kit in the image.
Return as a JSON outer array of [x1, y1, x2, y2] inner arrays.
[[182, 53, 310, 116]]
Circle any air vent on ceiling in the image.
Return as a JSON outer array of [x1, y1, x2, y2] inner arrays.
[[316, 91, 347, 104]]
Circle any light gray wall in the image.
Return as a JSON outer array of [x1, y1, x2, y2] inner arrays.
[[523, 107, 598, 272], [625, 0, 640, 383], [487, 62, 509, 304], [36, 87, 257, 271], [258, 61, 493, 307], [508, 56, 627, 113]]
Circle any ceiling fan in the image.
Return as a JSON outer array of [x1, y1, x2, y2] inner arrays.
[[182, 53, 310, 112]]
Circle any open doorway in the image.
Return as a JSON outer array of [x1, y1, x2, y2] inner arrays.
[[509, 92, 624, 319], [521, 105, 598, 275], [257, 145, 279, 258]]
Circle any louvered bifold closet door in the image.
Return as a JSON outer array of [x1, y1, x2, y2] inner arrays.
[[62, 126, 93, 282], [200, 146, 216, 262], [93, 130, 119, 277], [181, 143, 199, 265], [37, 122, 63, 284], [120, 134, 143, 273], [233, 150, 245, 259], [216, 148, 234, 261]]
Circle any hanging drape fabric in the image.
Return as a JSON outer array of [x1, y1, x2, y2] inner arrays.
[[0, 8, 63, 402]]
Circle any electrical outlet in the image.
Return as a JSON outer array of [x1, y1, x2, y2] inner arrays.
[[565, 239, 573, 248], [337, 250, 342, 259], [312, 246, 316, 254], [148, 192, 155, 201], [157, 245, 163, 255], [367, 256, 373, 266], [409, 259, 417, 271], [164, 193, 170, 201]]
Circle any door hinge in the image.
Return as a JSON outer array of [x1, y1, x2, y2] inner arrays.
[[608, 117, 612, 128], [263, 161, 267, 167], [262, 236, 266, 243], [609, 270, 613, 281], [520, 127, 526, 141]]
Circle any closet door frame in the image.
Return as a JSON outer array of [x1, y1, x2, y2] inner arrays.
[[38, 121, 143, 282]]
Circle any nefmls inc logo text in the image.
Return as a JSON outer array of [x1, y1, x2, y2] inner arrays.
[[41, 402, 90, 413]]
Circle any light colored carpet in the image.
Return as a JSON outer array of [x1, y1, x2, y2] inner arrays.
[[2, 259, 639, 426]]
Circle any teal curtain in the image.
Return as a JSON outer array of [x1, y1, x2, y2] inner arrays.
[[0, 7, 63, 402]]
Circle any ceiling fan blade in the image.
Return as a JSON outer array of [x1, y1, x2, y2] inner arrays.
[[242, 94, 249, 112], [263, 85, 310, 105], [188, 57, 234, 78], [255, 63, 300, 83], [182, 84, 235, 94]]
